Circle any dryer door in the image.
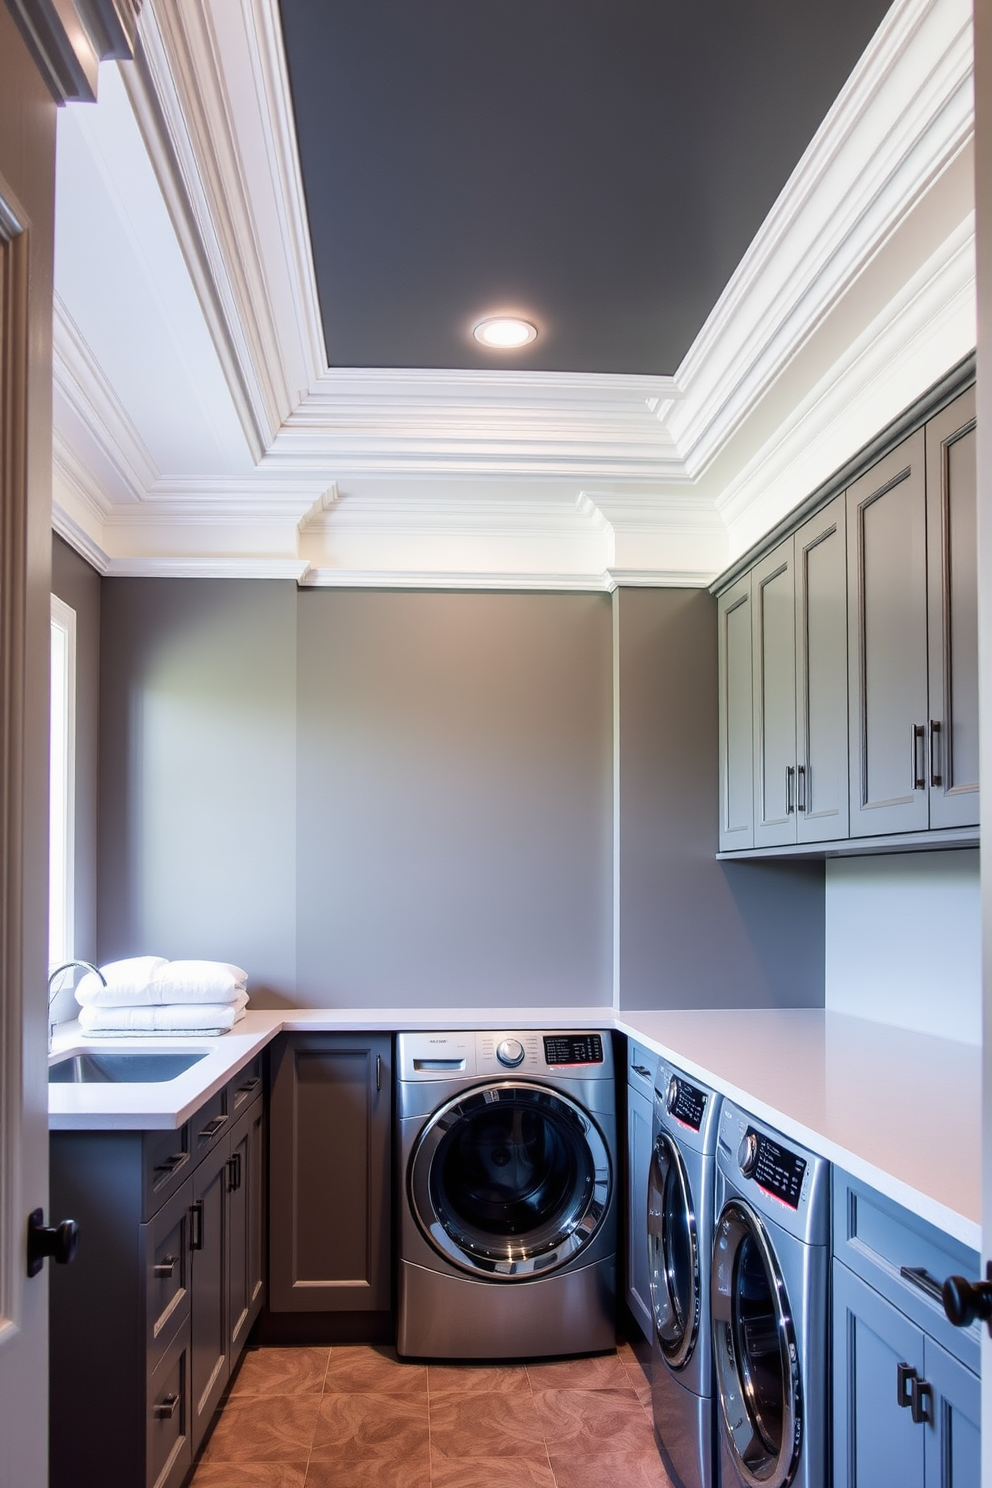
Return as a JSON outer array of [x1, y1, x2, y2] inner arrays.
[[408, 1081, 612, 1280], [711, 1199, 802, 1488], [647, 1131, 700, 1370]]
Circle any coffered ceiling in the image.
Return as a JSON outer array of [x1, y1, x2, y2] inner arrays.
[[51, 0, 977, 588]]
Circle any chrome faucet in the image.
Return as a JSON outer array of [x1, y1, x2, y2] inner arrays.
[[48, 960, 106, 1052]]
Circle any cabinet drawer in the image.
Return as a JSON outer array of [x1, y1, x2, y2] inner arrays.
[[832, 1170, 980, 1372], [143, 1124, 192, 1220], [146, 1320, 191, 1488], [626, 1041, 657, 1102], [143, 1180, 192, 1376], [191, 1086, 230, 1161], [228, 1054, 263, 1117]]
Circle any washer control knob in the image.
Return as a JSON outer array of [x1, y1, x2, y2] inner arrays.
[[496, 1038, 525, 1068], [666, 1076, 679, 1115], [738, 1133, 759, 1177]]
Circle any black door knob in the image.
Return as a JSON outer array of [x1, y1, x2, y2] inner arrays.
[[942, 1272, 992, 1332], [26, 1208, 79, 1278]]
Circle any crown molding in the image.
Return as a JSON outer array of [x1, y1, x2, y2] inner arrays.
[[53, 295, 159, 501], [298, 568, 611, 593], [605, 568, 719, 591], [104, 556, 309, 579], [718, 215, 976, 558], [671, 0, 974, 475]]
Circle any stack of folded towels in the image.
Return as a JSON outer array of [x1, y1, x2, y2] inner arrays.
[[75, 957, 249, 1035]]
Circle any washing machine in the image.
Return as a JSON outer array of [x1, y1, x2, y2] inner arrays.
[[711, 1101, 830, 1488], [396, 1028, 617, 1359], [648, 1059, 722, 1488]]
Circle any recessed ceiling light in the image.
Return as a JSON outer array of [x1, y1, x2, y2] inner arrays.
[[473, 316, 538, 349]]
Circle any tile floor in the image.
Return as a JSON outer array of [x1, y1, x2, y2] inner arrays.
[[190, 1340, 675, 1488]]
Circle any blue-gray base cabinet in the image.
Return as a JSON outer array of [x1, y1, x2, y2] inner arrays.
[[625, 1040, 657, 1340], [832, 1170, 980, 1488], [49, 1056, 265, 1488]]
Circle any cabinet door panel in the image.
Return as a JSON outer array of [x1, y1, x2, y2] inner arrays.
[[926, 387, 979, 828], [269, 1033, 392, 1311], [848, 432, 929, 835], [796, 495, 848, 842], [718, 574, 753, 850], [833, 1261, 925, 1488], [752, 542, 797, 847], [189, 1140, 229, 1456], [625, 1085, 653, 1340], [227, 1096, 265, 1363], [923, 1336, 980, 1488]]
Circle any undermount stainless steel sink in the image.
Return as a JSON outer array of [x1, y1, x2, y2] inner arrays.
[[48, 1051, 208, 1084]]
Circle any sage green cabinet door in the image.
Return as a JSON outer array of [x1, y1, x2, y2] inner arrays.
[[752, 540, 797, 847], [269, 1033, 392, 1312], [795, 494, 848, 843], [847, 430, 930, 836], [925, 386, 979, 829], [718, 573, 754, 850]]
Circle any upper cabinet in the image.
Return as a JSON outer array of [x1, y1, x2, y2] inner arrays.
[[717, 376, 977, 858]]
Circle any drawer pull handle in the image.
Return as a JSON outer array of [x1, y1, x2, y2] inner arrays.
[[631, 1064, 652, 1079], [227, 1153, 243, 1193], [910, 1376, 932, 1426], [154, 1254, 179, 1279], [929, 719, 943, 787], [900, 1265, 945, 1306], [154, 1153, 188, 1178], [896, 1361, 915, 1409], [237, 1076, 261, 1094], [785, 764, 794, 813], [190, 1201, 204, 1252], [797, 763, 807, 813], [199, 1115, 228, 1140], [912, 723, 926, 789], [376, 1053, 382, 1093], [153, 1393, 180, 1421]]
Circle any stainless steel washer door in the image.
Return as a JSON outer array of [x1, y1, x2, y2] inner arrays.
[[648, 1131, 700, 1370], [711, 1200, 802, 1488], [408, 1081, 612, 1280]]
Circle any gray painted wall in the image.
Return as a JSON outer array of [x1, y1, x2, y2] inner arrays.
[[52, 535, 101, 972], [296, 589, 614, 1006], [98, 580, 298, 1002], [614, 586, 824, 1010]]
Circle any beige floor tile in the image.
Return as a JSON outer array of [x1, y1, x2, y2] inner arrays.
[[310, 1391, 430, 1460], [323, 1344, 428, 1396], [431, 1455, 557, 1487], [198, 1394, 320, 1464], [534, 1386, 655, 1449], [229, 1345, 330, 1396], [527, 1352, 632, 1393], [429, 1389, 547, 1460]]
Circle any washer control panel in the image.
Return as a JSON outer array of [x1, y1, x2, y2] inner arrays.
[[399, 1030, 613, 1080], [543, 1033, 604, 1067], [666, 1075, 707, 1131]]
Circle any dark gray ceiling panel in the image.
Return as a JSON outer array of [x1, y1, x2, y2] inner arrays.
[[280, 0, 893, 375]]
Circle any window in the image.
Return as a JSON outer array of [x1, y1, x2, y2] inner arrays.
[[50, 595, 76, 968]]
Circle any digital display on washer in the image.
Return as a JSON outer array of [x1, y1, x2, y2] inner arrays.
[[543, 1034, 604, 1066], [669, 1078, 706, 1131], [750, 1129, 807, 1209]]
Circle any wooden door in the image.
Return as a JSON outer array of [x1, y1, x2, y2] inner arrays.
[[795, 495, 849, 843], [717, 573, 754, 850], [269, 1033, 392, 1312], [847, 431, 930, 836], [751, 538, 797, 847], [926, 386, 979, 830]]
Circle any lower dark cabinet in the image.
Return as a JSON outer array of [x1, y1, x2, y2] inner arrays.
[[268, 1032, 392, 1313], [50, 1066, 265, 1488]]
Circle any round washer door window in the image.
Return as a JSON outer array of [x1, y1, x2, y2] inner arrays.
[[648, 1132, 700, 1369], [408, 1081, 612, 1280], [711, 1199, 802, 1488]]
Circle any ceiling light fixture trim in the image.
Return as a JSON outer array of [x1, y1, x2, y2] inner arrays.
[[473, 316, 539, 349]]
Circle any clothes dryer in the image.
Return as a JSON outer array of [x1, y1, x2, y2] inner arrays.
[[649, 1060, 722, 1488], [396, 1029, 616, 1359], [711, 1102, 830, 1488]]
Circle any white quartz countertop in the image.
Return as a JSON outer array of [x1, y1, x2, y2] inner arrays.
[[50, 1004, 981, 1251]]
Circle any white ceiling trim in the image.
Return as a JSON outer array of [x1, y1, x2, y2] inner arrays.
[[670, 0, 973, 475]]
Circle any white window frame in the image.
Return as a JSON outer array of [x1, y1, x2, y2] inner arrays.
[[50, 594, 76, 970]]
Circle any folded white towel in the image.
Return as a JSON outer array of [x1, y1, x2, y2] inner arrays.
[[75, 956, 168, 1007], [78, 992, 248, 1034], [76, 958, 248, 1007], [153, 960, 248, 1005]]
